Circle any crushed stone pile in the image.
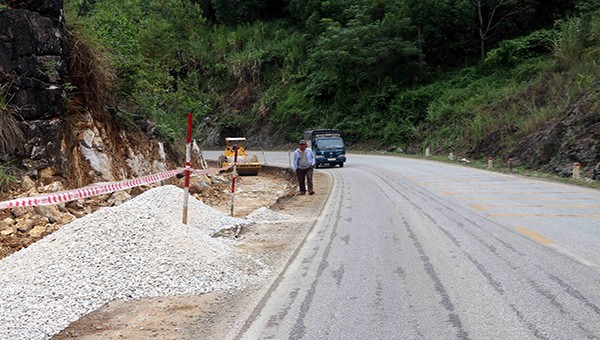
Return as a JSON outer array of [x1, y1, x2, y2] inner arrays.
[[0, 185, 268, 340], [246, 206, 293, 223]]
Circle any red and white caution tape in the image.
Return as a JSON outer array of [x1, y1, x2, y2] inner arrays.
[[190, 165, 232, 177], [0, 165, 236, 211], [0, 168, 186, 210]]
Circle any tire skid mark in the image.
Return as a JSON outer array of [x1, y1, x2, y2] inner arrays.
[[431, 219, 504, 294], [395, 266, 406, 280], [403, 216, 471, 340], [267, 288, 300, 328], [361, 166, 600, 337], [360, 171, 469, 334], [332, 265, 344, 286], [289, 171, 348, 339], [374, 277, 386, 329], [528, 279, 598, 339], [510, 304, 550, 340], [359, 168, 471, 339], [358, 166, 588, 339], [547, 274, 600, 316], [375, 170, 507, 294], [384, 169, 600, 299], [237, 171, 344, 339], [377, 170, 544, 268]]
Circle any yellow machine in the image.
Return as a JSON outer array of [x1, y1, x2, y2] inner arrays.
[[217, 137, 261, 176]]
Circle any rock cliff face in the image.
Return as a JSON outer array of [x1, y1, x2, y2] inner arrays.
[[469, 90, 600, 177], [0, 1, 178, 187], [0, 4, 68, 120]]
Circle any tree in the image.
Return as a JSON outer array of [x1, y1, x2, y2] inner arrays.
[[473, 0, 531, 59], [209, 0, 287, 25], [403, 0, 476, 69], [307, 2, 423, 94]]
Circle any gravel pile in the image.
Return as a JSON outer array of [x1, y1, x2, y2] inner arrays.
[[0, 185, 269, 340], [246, 206, 292, 223]]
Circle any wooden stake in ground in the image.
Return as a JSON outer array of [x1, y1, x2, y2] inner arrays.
[[183, 112, 192, 224]]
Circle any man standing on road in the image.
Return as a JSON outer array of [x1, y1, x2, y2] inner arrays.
[[293, 139, 315, 195]]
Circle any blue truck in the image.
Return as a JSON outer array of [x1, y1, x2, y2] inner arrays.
[[304, 129, 347, 168]]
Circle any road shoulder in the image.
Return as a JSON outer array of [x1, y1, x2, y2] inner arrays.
[[54, 170, 332, 339]]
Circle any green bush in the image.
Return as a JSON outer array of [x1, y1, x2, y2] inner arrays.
[[485, 29, 557, 67], [553, 16, 592, 67], [0, 162, 17, 192]]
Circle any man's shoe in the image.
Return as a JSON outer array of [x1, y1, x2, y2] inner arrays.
[[299, 192, 306, 195], [309, 191, 315, 195]]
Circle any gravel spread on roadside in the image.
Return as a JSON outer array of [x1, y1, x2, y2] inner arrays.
[[0, 185, 270, 340], [246, 206, 292, 223]]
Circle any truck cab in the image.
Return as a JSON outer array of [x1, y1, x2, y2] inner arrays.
[[304, 129, 347, 168]]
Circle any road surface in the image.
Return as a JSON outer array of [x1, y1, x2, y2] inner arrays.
[[203, 150, 600, 339]]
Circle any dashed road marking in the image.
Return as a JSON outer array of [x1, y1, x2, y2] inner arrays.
[[516, 227, 553, 245], [476, 204, 599, 208], [516, 227, 597, 267], [469, 204, 487, 211], [491, 213, 600, 218]]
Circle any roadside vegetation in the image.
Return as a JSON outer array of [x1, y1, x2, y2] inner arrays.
[[61, 0, 599, 162], [0, 85, 24, 161]]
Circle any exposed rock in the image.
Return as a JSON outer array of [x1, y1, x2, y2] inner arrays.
[[510, 99, 600, 177], [0, 9, 69, 120], [21, 176, 36, 191], [79, 143, 113, 181], [42, 180, 63, 192], [107, 191, 131, 207], [0, 228, 16, 236], [189, 176, 210, 194], [18, 118, 66, 171], [16, 218, 34, 233], [1, 218, 15, 230], [469, 125, 519, 159], [38, 166, 58, 179], [11, 206, 35, 218], [70, 206, 91, 218], [6, 0, 64, 22], [58, 212, 76, 225], [34, 204, 62, 223], [28, 224, 48, 238]]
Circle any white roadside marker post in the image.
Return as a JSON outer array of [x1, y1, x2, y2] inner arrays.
[[573, 162, 581, 179]]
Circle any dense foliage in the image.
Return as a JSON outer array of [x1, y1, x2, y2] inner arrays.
[[63, 0, 599, 152]]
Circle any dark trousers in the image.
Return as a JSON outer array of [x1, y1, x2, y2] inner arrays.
[[296, 167, 314, 193]]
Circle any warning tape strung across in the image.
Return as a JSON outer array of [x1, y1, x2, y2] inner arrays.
[[0, 165, 232, 211], [190, 165, 231, 177]]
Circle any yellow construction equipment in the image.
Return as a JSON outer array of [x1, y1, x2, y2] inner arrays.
[[217, 137, 261, 176]]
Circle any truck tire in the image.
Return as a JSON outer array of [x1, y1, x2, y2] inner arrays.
[[339, 163, 344, 168]]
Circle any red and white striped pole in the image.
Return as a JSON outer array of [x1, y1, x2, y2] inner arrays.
[[182, 112, 193, 224], [230, 145, 239, 216]]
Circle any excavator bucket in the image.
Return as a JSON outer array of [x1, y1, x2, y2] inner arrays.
[[218, 137, 261, 176]]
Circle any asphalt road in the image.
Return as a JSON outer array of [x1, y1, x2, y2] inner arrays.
[[204, 151, 600, 339]]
